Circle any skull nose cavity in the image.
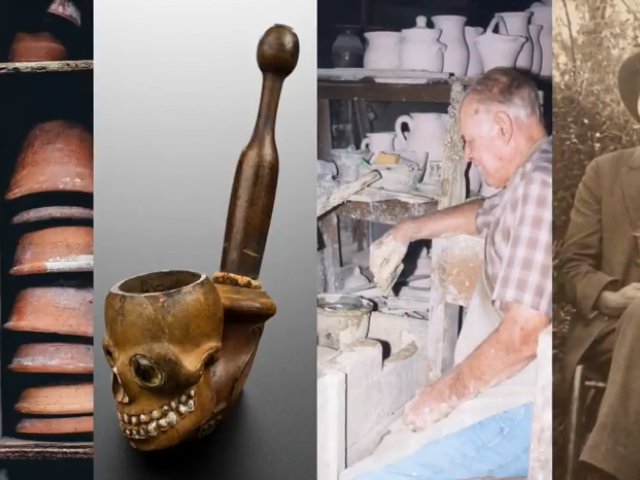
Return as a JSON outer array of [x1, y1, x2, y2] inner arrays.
[[118, 388, 196, 441], [111, 368, 131, 404]]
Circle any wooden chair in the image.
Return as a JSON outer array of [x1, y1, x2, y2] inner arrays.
[[564, 364, 607, 480]]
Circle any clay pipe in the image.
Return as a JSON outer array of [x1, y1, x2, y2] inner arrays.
[[220, 24, 299, 280]]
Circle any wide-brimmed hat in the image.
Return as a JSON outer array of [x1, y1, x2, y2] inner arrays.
[[618, 49, 640, 123]]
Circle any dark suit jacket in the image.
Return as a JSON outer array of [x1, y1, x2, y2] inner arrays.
[[559, 146, 640, 398]]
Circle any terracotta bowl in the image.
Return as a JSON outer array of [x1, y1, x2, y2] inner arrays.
[[16, 415, 93, 435], [11, 225, 93, 275], [9, 343, 93, 374], [9, 32, 67, 62], [15, 383, 93, 415], [5, 284, 93, 336], [6, 120, 93, 200]]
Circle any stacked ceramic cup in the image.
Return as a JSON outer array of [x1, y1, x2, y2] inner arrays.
[[0, 0, 92, 440]]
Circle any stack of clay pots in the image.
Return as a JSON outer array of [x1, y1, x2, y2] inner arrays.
[[1, 0, 92, 439]]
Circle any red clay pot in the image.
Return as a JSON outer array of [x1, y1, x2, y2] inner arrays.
[[5, 284, 93, 336], [15, 383, 93, 415], [6, 120, 93, 200], [9, 343, 93, 374], [16, 415, 93, 435], [9, 31, 68, 62], [11, 225, 93, 275]]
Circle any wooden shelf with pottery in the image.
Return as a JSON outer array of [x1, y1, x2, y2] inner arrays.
[[0, 60, 93, 75], [318, 68, 473, 103], [0, 0, 94, 460], [0, 437, 92, 460]]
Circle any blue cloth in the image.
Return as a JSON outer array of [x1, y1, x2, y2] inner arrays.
[[354, 403, 533, 480]]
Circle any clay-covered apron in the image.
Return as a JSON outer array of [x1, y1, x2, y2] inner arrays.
[[341, 263, 537, 479]]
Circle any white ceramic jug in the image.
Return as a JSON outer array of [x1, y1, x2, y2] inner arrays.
[[496, 11, 533, 71], [529, 23, 543, 75], [363, 31, 401, 70], [431, 15, 469, 76], [464, 26, 484, 76], [400, 15, 447, 71], [475, 16, 526, 72], [394, 113, 448, 161], [528, 4, 551, 77], [360, 132, 403, 154]]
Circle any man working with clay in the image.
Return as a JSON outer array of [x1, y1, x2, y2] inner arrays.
[[345, 68, 552, 480]]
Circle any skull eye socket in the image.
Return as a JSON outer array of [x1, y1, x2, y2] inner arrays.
[[130, 355, 165, 387], [103, 345, 115, 367]]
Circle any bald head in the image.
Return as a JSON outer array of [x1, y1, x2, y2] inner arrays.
[[458, 68, 546, 189]]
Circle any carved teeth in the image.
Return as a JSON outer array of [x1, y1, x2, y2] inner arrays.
[[118, 387, 196, 440], [166, 412, 177, 426]]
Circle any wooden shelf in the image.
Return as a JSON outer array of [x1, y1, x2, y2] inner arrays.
[[0, 60, 93, 75], [336, 199, 437, 225], [0, 437, 92, 460], [319, 79, 458, 102]]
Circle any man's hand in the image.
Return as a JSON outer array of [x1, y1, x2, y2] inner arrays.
[[597, 283, 640, 317], [402, 384, 455, 431], [369, 221, 413, 276]]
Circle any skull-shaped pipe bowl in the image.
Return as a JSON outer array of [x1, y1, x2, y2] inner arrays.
[[102, 270, 276, 451]]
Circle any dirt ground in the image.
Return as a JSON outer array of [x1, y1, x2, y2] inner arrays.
[[553, 0, 640, 473]]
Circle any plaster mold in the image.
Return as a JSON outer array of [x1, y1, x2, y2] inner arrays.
[[317, 312, 429, 472]]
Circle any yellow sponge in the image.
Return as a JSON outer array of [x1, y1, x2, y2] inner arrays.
[[373, 152, 400, 165]]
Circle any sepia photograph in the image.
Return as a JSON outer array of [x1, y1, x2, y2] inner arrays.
[[553, 1, 640, 479]]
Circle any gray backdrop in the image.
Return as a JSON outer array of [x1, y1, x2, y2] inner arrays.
[[94, 1, 317, 478]]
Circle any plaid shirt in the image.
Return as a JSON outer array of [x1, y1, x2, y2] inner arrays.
[[475, 136, 553, 318]]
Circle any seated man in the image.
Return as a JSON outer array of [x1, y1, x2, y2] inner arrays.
[[558, 49, 640, 480], [345, 68, 552, 480]]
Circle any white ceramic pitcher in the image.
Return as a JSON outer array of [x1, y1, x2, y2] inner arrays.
[[464, 26, 484, 77], [431, 15, 469, 76], [529, 23, 543, 75], [475, 16, 526, 72], [495, 11, 533, 71], [360, 132, 403, 155], [528, 3, 551, 77], [394, 113, 448, 161]]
